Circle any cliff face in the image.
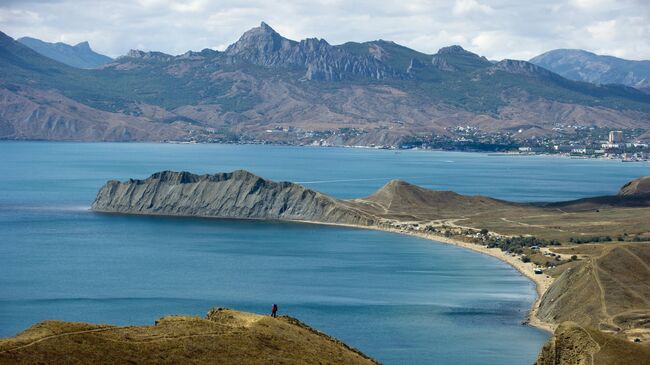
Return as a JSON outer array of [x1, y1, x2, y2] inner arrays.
[[91, 170, 377, 226]]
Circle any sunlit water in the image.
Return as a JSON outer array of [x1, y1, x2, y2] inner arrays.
[[2, 142, 649, 364]]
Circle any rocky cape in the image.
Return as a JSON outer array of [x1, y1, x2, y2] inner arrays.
[[91, 170, 378, 226], [2, 23, 650, 143]]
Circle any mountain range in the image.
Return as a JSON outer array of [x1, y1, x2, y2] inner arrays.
[[1, 22, 649, 143], [17, 37, 112, 69], [530, 49, 650, 93]]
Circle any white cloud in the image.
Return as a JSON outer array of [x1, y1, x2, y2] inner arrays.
[[0, 0, 648, 60], [453, 0, 493, 15]]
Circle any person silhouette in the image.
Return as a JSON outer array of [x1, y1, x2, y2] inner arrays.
[[271, 303, 278, 318]]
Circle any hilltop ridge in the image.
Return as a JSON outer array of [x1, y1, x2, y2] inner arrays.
[[0, 307, 378, 365]]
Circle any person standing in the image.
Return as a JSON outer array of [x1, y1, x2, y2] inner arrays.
[[271, 303, 278, 318]]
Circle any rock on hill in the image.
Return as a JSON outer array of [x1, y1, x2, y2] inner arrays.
[[91, 170, 377, 226], [17, 37, 112, 69], [535, 321, 650, 365], [618, 176, 650, 196], [0, 307, 378, 365]]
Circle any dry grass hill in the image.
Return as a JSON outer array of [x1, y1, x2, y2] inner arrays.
[[535, 322, 650, 365], [0, 308, 377, 365]]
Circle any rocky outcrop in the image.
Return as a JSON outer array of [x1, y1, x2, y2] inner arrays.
[[225, 22, 401, 80], [91, 170, 377, 226], [618, 176, 650, 196], [431, 45, 491, 71], [489, 59, 559, 79]]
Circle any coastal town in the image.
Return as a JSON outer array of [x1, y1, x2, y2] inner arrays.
[[174, 125, 650, 162]]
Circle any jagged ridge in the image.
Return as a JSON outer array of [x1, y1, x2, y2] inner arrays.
[[91, 170, 377, 225]]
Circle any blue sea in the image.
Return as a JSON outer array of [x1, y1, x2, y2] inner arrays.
[[2, 142, 649, 364]]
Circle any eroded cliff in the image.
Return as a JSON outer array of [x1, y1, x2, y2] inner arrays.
[[91, 170, 377, 226]]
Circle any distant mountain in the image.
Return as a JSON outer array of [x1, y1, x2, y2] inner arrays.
[[17, 36, 112, 69], [1, 23, 649, 143], [530, 49, 650, 93]]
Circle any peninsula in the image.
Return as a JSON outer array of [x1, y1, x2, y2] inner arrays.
[[91, 170, 650, 364]]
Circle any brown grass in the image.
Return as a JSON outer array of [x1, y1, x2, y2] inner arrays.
[[0, 308, 378, 365]]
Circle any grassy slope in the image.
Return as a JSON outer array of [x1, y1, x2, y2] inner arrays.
[[0, 308, 378, 365]]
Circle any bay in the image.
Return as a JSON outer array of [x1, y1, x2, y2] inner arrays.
[[2, 142, 649, 364]]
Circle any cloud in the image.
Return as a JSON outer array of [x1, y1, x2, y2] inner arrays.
[[0, 0, 648, 61], [453, 0, 493, 15]]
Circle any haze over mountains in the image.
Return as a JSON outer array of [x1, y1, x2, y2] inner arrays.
[[1, 22, 649, 144], [530, 49, 650, 94], [17, 37, 112, 69]]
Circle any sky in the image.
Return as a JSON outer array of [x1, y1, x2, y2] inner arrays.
[[0, 0, 649, 60]]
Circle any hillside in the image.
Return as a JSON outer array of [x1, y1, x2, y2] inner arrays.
[[618, 176, 650, 196], [1, 23, 649, 143], [535, 322, 650, 365], [17, 37, 112, 69], [0, 307, 377, 365], [348, 179, 513, 221], [537, 244, 650, 335], [531, 49, 650, 93]]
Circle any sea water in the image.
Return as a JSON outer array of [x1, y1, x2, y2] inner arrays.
[[2, 142, 649, 364]]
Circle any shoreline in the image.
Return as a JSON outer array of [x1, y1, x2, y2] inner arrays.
[[294, 219, 557, 334], [4, 140, 646, 164], [91, 208, 557, 334]]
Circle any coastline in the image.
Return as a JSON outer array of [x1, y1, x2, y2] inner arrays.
[[294, 219, 557, 334], [92, 208, 557, 334]]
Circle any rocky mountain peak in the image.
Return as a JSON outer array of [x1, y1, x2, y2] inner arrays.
[[437, 45, 476, 57], [225, 21, 294, 58], [431, 45, 490, 71], [124, 49, 174, 62], [490, 59, 555, 78], [74, 41, 91, 50], [222, 22, 401, 81]]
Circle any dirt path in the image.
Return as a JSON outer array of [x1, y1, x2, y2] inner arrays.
[[622, 247, 650, 273], [0, 327, 114, 353]]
